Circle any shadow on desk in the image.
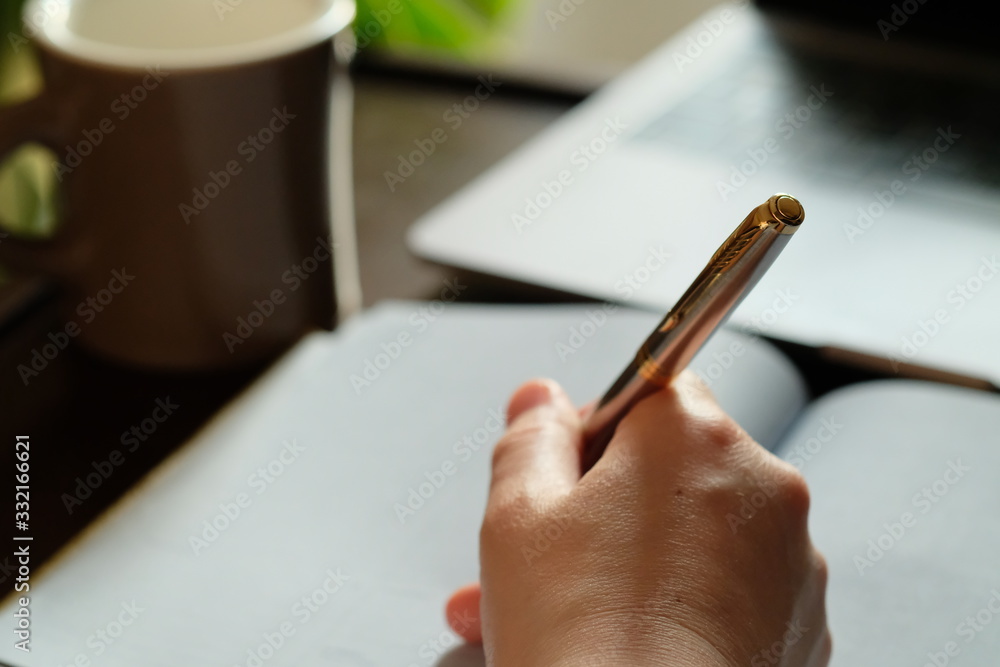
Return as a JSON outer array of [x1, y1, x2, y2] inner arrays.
[[0, 289, 272, 598]]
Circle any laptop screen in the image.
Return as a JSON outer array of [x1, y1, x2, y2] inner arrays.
[[756, 1, 998, 55]]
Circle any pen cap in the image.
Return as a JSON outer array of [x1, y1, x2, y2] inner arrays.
[[580, 193, 806, 469], [766, 194, 805, 234]]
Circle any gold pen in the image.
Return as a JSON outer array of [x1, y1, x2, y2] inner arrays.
[[581, 193, 805, 471]]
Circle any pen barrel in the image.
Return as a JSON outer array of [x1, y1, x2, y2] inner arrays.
[[580, 195, 802, 472]]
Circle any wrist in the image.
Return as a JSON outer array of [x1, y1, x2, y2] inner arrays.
[[508, 616, 739, 667]]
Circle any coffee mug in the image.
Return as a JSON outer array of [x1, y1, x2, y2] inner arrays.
[[0, 0, 355, 369]]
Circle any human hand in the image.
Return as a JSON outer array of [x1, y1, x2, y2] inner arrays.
[[445, 374, 830, 667]]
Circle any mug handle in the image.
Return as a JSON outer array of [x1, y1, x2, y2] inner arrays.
[[0, 90, 73, 275]]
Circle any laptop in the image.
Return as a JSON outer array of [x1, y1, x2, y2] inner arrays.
[[408, 0, 1000, 388]]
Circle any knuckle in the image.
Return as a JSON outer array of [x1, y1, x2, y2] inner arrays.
[[489, 426, 534, 471], [700, 415, 747, 450], [482, 493, 533, 538], [664, 403, 747, 454], [677, 369, 712, 396], [489, 437, 512, 473], [480, 495, 543, 556], [820, 629, 833, 664], [813, 549, 829, 587], [490, 413, 577, 471], [480, 505, 513, 550], [772, 462, 812, 520]]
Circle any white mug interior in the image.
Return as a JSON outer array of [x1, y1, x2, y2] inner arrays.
[[23, 0, 355, 69]]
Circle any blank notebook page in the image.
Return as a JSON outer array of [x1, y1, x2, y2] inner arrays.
[[782, 381, 1000, 666], [0, 302, 810, 667]]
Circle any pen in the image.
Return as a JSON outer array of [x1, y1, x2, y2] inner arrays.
[[580, 193, 805, 471]]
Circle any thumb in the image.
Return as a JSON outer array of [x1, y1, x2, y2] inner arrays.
[[445, 582, 482, 643], [446, 380, 580, 645], [488, 378, 583, 503]]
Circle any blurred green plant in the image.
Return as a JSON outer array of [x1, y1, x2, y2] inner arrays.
[[353, 0, 519, 55], [0, 0, 42, 106], [0, 0, 59, 243]]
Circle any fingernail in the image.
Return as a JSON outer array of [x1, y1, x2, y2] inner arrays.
[[506, 380, 554, 424]]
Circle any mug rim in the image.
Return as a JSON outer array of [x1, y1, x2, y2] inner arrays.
[[24, 0, 355, 70]]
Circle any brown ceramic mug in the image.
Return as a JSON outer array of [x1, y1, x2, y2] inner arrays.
[[0, 0, 355, 369]]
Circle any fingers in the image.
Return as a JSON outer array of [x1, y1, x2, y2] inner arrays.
[[594, 371, 810, 521], [445, 582, 482, 643], [487, 379, 583, 506], [451, 381, 579, 646], [599, 370, 752, 470]]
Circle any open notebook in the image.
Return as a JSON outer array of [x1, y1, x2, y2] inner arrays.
[[4, 303, 998, 667]]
